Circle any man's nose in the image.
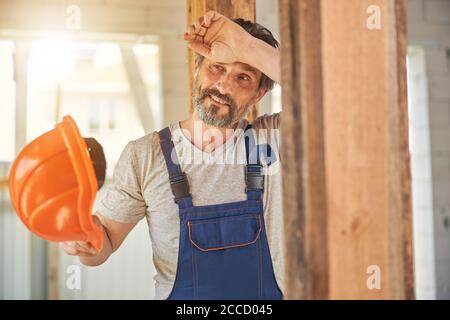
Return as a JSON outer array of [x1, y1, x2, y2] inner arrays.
[[215, 73, 234, 95]]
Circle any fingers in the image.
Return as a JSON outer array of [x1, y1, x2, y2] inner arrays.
[[194, 19, 207, 36], [78, 241, 98, 254], [185, 23, 206, 42], [184, 30, 203, 41], [184, 10, 222, 42], [61, 241, 98, 257], [188, 42, 211, 58], [60, 217, 103, 257], [204, 11, 221, 26]]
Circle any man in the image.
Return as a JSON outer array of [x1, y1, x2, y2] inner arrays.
[[62, 11, 283, 300]]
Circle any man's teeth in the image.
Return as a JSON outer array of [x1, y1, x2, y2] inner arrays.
[[210, 95, 228, 105]]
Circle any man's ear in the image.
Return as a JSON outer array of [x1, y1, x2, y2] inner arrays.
[[194, 64, 200, 79], [194, 57, 203, 78], [253, 88, 268, 104]]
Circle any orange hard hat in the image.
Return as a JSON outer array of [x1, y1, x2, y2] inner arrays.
[[9, 115, 105, 251]]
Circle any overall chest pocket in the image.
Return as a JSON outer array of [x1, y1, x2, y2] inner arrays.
[[188, 214, 262, 251]]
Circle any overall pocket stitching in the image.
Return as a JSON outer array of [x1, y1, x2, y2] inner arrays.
[[189, 213, 259, 226], [257, 235, 263, 299], [184, 206, 261, 217], [188, 215, 262, 252], [192, 244, 198, 299]]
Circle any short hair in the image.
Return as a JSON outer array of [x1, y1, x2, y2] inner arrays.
[[195, 18, 280, 92]]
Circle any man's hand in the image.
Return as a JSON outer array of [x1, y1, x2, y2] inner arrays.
[[183, 11, 254, 64], [61, 213, 137, 266], [61, 215, 103, 257], [183, 10, 281, 84]]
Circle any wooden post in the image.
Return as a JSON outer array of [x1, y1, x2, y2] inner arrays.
[[279, 0, 414, 299], [279, 0, 329, 300], [186, 0, 258, 120]]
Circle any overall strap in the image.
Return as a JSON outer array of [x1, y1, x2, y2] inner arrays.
[[158, 127, 193, 208], [244, 124, 264, 201]]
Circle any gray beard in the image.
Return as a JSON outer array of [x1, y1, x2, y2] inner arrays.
[[192, 85, 253, 128], [194, 100, 235, 128]]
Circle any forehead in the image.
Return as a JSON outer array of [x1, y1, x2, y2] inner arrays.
[[202, 58, 261, 76]]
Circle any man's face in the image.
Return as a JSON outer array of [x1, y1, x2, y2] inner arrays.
[[193, 58, 266, 128]]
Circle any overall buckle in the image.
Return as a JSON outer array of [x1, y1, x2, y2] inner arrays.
[[245, 165, 264, 192], [169, 173, 191, 203]]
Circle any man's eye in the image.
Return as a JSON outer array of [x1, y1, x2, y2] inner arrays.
[[239, 75, 250, 81], [211, 64, 223, 72]]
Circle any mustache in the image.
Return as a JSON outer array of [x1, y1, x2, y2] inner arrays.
[[199, 88, 236, 107]]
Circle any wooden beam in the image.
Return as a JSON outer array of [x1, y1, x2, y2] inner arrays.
[[280, 0, 414, 299], [279, 0, 329, 300], [188, 0, 255, 22], [186, 0, 259, 121], [390, 0, 415, 300]]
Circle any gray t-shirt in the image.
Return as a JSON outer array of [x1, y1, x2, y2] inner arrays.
[[97, 113, 284, 300]]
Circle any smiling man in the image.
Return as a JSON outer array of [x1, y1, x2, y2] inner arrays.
[[61, 11, 283, 300]]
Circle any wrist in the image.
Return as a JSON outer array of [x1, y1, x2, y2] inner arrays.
[[238, 34, 258, 65], [79, 228, 112, 266], [240, 36, 281, 84]]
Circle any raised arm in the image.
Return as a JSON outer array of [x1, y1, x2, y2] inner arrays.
[[183, 11, 280, 83]]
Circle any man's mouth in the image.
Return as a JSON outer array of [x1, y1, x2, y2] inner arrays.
[[208, 94, 230, 107]]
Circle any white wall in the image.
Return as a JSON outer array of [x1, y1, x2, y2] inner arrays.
[[407, 0, 450, 299], [408, 46, 437, 300]]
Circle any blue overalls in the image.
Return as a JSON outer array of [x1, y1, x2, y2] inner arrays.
[[158, 125, 283, 300]]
